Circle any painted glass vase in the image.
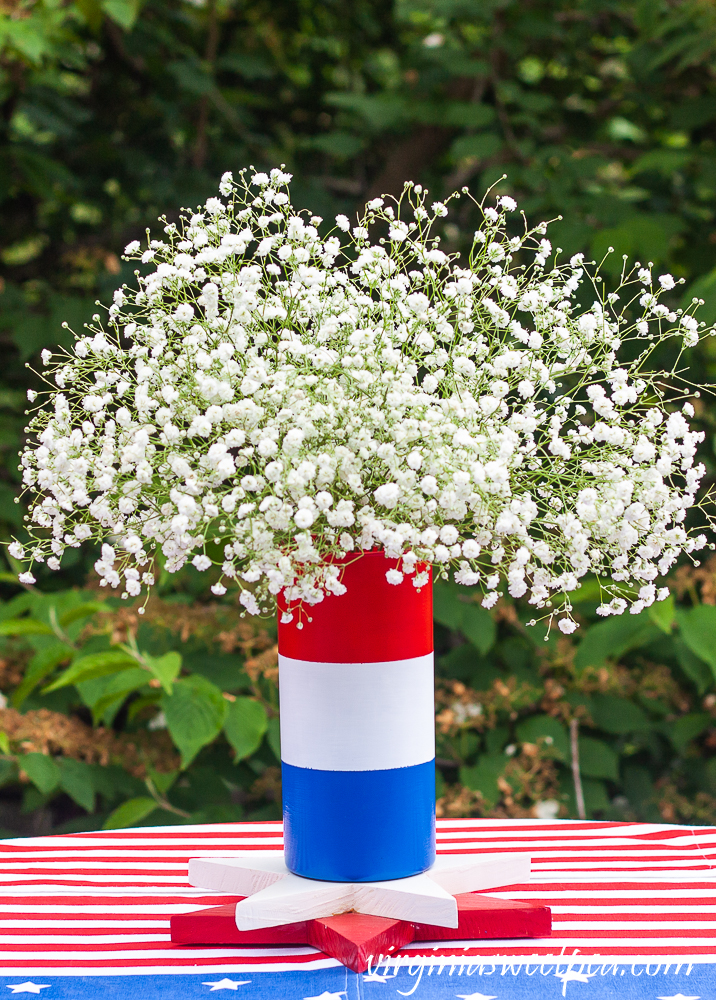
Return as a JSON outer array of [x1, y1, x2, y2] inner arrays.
[[277, 552, 436, 882]]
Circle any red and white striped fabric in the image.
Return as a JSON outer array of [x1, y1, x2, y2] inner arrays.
[[0, 818, 715, 976]]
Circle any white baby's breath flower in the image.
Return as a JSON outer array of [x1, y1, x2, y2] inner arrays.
[[12, 168, 709, 624], [533, 799, 560, 819], [148, 711, 167, 731], [558, 618, 578, 634], [374, 483, 401, 508]]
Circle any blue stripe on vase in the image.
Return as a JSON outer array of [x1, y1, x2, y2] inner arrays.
[[281, 759, 436, 882]]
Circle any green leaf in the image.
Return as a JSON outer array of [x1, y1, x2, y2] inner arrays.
[[0, 759, 17, 788], [12, 642, 74, 707], [103, 796, 158, 830], [583, 778, 610, 815], [224, 697, 268, 761], [589, 694, 651, 734], [669, 95, 716, 130], [184, 653, 250, 692], [574, 613, 658, 671], [0, 618, 55, 637], [216, 52, 275, 80], [161, 675, 227, 769], [43, 650, 138, 692], [682, 267, 716, 326], [309, 132, 365, 158], [622, 764, 655, 813], [590, 214, 683, 274], [631, 149, 692, 176], [667, 713, 711, 754], [566, 577, 605, 606], [459, 604, 497, 655], [77, 668, 150, 725], [325, 91, 407, 130], [144, 651, 181, 693], [578, 737, 619, 781], [433, 582, 496, 653], [58, 602, 107, 629], [92, 765, 144, 805], [607, 116, 646, 142], [58, 758, 95, 812], [74, 0, 104, 32], [459, 753, 505, 807], [20, 753, 60, 794], [676, 605, 716, 682], [674, 637, 713, 695], [442, 102, 495, 128], [146, 767, 178, 796], [126, 693, 162, 724], [266, 716, 281, 761], [515, 715, 570, 760], [450, 132, 503, 162], [433, 582, 464, 630], [0, 593, 34, 623], [101, 0, 143, 31], [648, 595, 675, 634], [1, 234, 49, 266], [0, 732, 9, 754]]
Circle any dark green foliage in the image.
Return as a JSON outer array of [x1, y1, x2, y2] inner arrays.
[[1, 0, 716, 832], [432, 575, 716, 824], [0, 571, 712, 830], [0, 585, 283, 831]]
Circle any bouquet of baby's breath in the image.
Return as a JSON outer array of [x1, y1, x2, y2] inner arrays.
[[11, 167, 712, 632]]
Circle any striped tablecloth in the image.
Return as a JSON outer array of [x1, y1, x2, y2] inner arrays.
[[0, 818, 714, 999]]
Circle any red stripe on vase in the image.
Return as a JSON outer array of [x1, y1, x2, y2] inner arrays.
[[277, 552, 433, 663]]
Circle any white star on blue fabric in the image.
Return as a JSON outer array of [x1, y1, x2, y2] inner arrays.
[[657, 995, 701, 1000], [5, 987, 51, 995], [302, 992, 347, 1000], [555, 970, 597, 997], [456, 994, 499, 1000], [201, 980, 250, 991]]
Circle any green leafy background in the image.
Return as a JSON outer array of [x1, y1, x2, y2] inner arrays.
[[1, 0, 716, 832]]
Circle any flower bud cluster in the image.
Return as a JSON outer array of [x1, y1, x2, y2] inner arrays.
[[13, 168, 711, 630]]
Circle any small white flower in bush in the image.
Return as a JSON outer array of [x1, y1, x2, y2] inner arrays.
[[12, 167, 712, 631]]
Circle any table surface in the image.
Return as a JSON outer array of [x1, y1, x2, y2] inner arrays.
[[0, 818, 714, 999]]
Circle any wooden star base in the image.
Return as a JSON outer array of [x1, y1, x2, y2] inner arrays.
[[171, 892, 551, 973]]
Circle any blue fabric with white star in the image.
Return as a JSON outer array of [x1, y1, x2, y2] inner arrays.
[[2, 967, 713, 999]]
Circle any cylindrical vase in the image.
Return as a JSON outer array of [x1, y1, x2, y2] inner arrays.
[[277, 552, 436, 882]]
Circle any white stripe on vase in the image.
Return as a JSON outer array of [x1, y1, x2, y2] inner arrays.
[[278, 652, 435, 771]]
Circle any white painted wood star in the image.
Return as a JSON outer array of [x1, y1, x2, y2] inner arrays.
[[188, 850, 530, 931]]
